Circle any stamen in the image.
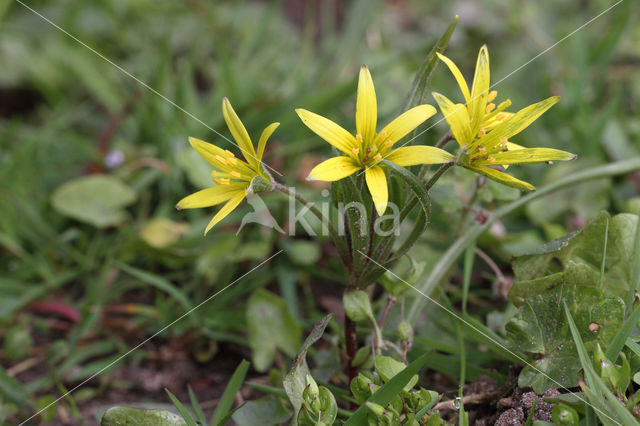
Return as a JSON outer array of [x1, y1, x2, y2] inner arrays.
[[497, 100, 511, 110], [378, 130, 387, 140], [224, 149, 236, 158], [478, 128, 486, 138], [487, 90, 498, 102], [485, 103, 495, 113], [356, 134, 363, 144], [215, 155, 229, 165], [352, 148, 360, 156], [373, 153, 382, 162], [477, 145, 486, 154], [226, 157, 238, 165], [213, 177, 230, 185], [230, 171, 242, 178], [496, 112, 507, 121]]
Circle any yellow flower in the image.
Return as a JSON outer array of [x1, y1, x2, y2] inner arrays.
[[176, 98, 279, 235], [296, 65, 455, 216], [433, 46, 576, 190]]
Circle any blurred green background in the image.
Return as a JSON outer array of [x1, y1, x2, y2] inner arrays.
[[0, 0, 639, 423]]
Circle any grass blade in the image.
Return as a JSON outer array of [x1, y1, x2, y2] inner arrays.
[[605, 304, 640, 361], [166, 389, 197, 426], [210, 359, 250, 426]]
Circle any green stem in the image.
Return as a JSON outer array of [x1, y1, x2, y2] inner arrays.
[[400, 161, 454, 222], [417, 132, 453, 181], [273, 182, 348, 261], [407, 157, 640, 324]]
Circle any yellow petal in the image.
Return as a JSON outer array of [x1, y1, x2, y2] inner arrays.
[[475, 96, 560, 150], [469, 46, 490, 136], [477, 148, 576, 166], [436, 52, 471, 103], [375, 104, 437, 147], [356, 65, 377, 143], [308, 156, 361, 182], [176, 184, 247, 209], [470, 166, 535, 191], [204, 191, 247, 235], [296, 108, 357, 156], [256, 122, 280, 163], [188, 137, 254, 176], [432, 92, 472, 146], [222, 98, 257, 167], [385, 146, 455, 167], [365, 165, 388, 216]]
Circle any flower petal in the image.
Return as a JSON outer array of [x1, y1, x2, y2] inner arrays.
[[375, 104, 437, 147], [385, 146, 455, 167], [475, 96, 560, 150], [469, 46, 490, 135], [470, 166, 535, 191], [204, 191, 247, 235], [436, 52, 471, 103], [356, 65, 377, 143], [256, 122, 280, 163], [176, 184, 247, 209], [365, 165, 388, 216], [432, 92, 472, 146], [296, 108, 357, 156], [188, 137, 254, 176], [308, 156, 361, 182], [222, 98, 257, 167], [477, 148, 576, 166]]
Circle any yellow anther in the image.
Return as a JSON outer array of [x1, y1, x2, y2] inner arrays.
[[498, 99, 511, 110], [213, 177, 230, 185], [485, 103, 495, 113], [224, 149, 236, 158], [226, 156, 238, 165], [356, 134, 363, 144], [477, 145, 487, 154], [384, 140, 393, 148], [478, 128, 486, 138], [230, 171, 242, 178], [487, 157, 496, 164], [373, 153, 382, 162], [378, 130, 388, 140], [496, 113, 507, 121], [487, 90, 498, 102], [215, 155, 229, 165], [352, 148, 360, 156]]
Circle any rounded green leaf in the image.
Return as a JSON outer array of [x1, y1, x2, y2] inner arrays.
[[52, 175, 136, 228]]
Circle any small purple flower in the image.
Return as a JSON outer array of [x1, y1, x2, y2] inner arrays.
[[104, 149, 125, 169]]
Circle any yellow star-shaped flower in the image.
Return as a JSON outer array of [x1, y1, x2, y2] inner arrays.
[[433, 46, 576, 190], [177, 98, 279, 235], [296, 65, 455, 215]]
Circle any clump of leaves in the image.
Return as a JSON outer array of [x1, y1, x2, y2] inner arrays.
[[506, 212, 639, 393]]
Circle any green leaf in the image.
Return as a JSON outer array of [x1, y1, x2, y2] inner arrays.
[[283, 315, 332, 423], [231, 397, 291, 426], [403, 15, 458, 111], [51, 175, 137, 228], [374, 356, 418, 391], [0, 366, 30, 409], [506, 285, 624, 393], [344, 353, 429, 426], [511, 212, 640, 301], [101, 407, 187, 426], [247, 289, 302, 372], [284, 240, 321, 266], [408, 158, 640, 324], [210, 360, 250, 426], [165, 390, 197, 426], [34, 395, 57, 423], [343, 290, 375, 323], [605, 303, 640, 361]]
